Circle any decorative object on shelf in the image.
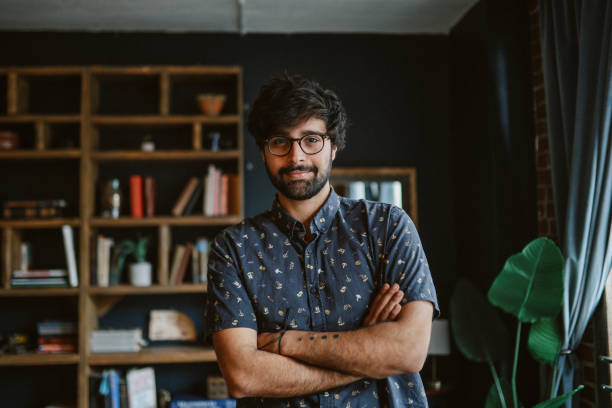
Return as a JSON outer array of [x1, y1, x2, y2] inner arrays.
[[100, 178, 122, 219], [122, 236, 152, 286], [426, 318, 451, 391], [208, 131, 221, 151], [2, 199, 67, 219], [197, 93, 226, 116], [127, 367, 157, 408], [0, 130, 18, 150], [141, 134, 155, 152], [148, 310, 197, 341], [0, 333, 30, 354]]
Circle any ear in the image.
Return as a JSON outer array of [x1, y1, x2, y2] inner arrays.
[[331, 145, 337, 161]]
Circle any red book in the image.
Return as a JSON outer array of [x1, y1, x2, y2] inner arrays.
[[144, 176, 155, 217], [130, 175, 143, 218]]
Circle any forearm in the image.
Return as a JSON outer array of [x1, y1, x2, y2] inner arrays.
[[213, 330, 360, 399], [274, 302, 433, 378]]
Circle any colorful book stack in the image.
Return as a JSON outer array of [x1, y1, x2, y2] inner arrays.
[[171, 165, 239, 217], [2, 199, 67, 219], [11, 269, 69, 288], [36, 320, 77, 354], [90, 367, 156, 408], [168, 237, 210, 285]]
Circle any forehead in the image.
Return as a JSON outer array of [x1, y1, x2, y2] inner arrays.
[[277, 117, 327, 136]]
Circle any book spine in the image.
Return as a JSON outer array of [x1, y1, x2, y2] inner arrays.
[[62, 225, 79, 287], [130, 175, 143, 218], [144, 176, 155, 217], [172, 177, 199, 216], [174, 242, 193, 285]]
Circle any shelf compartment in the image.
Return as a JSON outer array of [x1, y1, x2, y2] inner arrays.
[[91, 115, 240, 125], [90, 215, 241, 227], [0, 218, 80, 228], [88, 346, 216, 365], [0, 149, 81, 159], [92, 74, 159, 115], [0, 353, 79, 366], [0, 288, 80, 297], [91, 150, 240, 161], [0, 115, 81, 123], [88, 284, 206, 295], [21, 74, 82, 115]]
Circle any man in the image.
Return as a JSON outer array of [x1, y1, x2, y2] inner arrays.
[[206, 73, 439, 407]]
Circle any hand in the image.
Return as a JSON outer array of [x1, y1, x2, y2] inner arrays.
[[362, 283, 404, 327], [257, 331, 282, 354]]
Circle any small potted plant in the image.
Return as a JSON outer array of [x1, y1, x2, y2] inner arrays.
[[123, 236, 152, 286], [140, 134, 155, 152]]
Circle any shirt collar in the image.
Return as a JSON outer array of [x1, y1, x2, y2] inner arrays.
[[269, 187, 341, 240]]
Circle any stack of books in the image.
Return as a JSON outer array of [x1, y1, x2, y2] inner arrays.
[[90, 329, 145, 353], [2, 199, 67, 219], [37, 320, 77, 354], [168, 238, 210, 285], [11, 269, 69, 288]]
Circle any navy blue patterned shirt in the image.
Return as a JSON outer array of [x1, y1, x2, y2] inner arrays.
[[206, 188, 439, 408]]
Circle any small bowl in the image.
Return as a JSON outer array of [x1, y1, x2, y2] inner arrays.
[[197, 94, 226, 116]]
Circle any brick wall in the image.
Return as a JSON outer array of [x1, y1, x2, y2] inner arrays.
[[527, 1, 597, 406]]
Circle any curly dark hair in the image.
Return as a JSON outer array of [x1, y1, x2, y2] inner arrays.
[[247, 73, 347, 151]]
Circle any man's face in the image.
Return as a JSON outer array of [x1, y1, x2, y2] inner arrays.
[[262, 117, 337, 201]]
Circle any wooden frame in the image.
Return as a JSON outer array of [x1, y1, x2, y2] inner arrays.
[[331, 167, 418, 226]]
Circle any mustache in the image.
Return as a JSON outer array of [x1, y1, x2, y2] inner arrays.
[[279, 165, 318, 175]]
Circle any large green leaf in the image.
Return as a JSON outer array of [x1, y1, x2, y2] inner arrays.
[[485, 379, 520, 408], [450, 279, 508, 363], [532, 385, 584, 408], [488, 238, 564, 323], [528, 317, 561, 365]]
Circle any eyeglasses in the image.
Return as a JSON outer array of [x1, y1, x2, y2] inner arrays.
[[265, 134, 328, 156]]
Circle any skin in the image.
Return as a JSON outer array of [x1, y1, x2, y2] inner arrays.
[[212, 117, 433, 398]]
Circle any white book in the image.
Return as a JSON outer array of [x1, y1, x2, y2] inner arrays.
[[204, 164, 216, 216], [61, 225, 79, 287], [127, 367, 157, 408], [379, 181, 403, 208]]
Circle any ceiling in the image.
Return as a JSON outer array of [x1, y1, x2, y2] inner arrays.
[[0, 0, 478, 34]]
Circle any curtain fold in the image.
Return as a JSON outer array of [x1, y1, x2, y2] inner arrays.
[[539, 0, 612, 406]]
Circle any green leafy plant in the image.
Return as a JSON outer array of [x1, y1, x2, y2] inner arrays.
[[450, 237, 583, 408], [122, 236, 150, 263]]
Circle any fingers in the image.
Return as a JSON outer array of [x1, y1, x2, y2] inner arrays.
[[378, 290, 404, 322], [363, 283, 404, 326]]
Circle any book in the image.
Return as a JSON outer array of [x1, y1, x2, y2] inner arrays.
[[37, 321, 77, 336], [97, 236, 114, 287], [11, 277, 68, 287], [37, 343, 76, 353], [174, 242, 193, 285], [191, 245, 199, 283], [228, 174, 239, 215], [168, 245, 186, 285], [144, 176, 156, 217], [62, 224, 79, 287], [126, 367, 157, 408], [203, 165, 216, 216], [91, 329, 144, 353], [220, 174, 229, 216], [170, 396, 236, 408], [12, 269, 67, 278], [130, 175, 144, 218], [20, 242, 31, 271], [172, 177, 199, 216], [182, 179, 204, 215], [195, 238, 209, 284]]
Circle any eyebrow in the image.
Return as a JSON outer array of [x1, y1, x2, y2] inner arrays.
[[274, 130, 326, 138]]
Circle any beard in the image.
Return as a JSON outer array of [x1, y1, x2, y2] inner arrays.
[[265, 154, 332, 201]]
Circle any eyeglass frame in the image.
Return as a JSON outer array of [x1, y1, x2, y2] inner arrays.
[[264, 133, 330, 157]]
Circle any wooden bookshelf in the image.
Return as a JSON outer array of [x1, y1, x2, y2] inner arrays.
[[88, 346, 216, 365], [0, 288, 80, 297], [0, 65, 244, 408], [0, 353, 80, 366], [88, 284, 206, 295]]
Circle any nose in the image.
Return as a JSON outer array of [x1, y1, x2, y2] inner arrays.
[[286, 140, 306, 163]]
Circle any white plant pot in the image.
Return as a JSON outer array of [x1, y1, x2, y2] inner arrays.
[[129, 262, 152, 286]]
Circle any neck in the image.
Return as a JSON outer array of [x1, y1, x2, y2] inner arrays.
[[277, 183, 331, 231]]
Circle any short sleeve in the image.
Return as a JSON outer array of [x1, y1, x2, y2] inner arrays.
[[205, 231, 258, 343], [379, 206, 440, 318]]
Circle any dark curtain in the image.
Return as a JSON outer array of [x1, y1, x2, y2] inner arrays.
[[539, 0, 612, 406]]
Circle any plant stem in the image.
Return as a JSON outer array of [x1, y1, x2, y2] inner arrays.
[[550, 353, 560, 399], [512, 321, 521, 408], [488, 360, 507, 408]]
